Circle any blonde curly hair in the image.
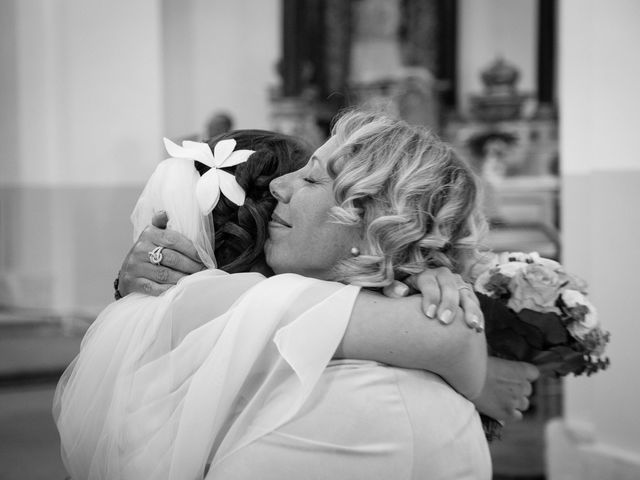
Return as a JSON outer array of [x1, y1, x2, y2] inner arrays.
[[326, 110, 488, 287]]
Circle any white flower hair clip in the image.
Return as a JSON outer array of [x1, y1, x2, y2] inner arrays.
[[163, 137, 255, 214]]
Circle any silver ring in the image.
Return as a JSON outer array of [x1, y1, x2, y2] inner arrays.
[[458, 284, 473, 294], [149, 246, 164, 265]]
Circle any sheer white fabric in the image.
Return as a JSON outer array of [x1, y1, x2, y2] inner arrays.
[[54, 274, 490, 480], [54, 156, 361, 478], [129, 157, 217, 268], [54, 271, 360, 479]]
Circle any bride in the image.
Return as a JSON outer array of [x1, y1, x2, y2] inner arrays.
[[56, 111, 498, 479]]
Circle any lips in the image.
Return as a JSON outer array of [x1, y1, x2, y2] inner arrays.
[[270, 212, 292, 228]]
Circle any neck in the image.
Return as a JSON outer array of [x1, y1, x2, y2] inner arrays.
[[250, 259, 274, 277]]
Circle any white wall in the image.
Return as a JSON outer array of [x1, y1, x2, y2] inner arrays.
[[458, 0, 537, 114], [548, 0, 640, 477], [0, 0, 164, 312], [0, 0, 282, 313], [0, 0, 19, 184], [6, 0, 164, 187], [162, 0, 281, 139]]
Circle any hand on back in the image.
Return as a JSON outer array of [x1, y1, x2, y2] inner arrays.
[[117, 212, 205, 297]]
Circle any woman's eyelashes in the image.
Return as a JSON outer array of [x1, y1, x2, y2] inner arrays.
[[302, 167, 330, 185]]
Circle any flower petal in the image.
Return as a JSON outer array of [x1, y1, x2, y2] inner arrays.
[[163, 137, 187, 158], [213, 139, 237, 166], [182, 140, 215, 166], [219, 149, 255, 168], [196, 170, 221, 214], [164, 138, 214, 167], [218, 169, 245, 206]]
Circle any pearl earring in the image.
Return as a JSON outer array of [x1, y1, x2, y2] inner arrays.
[[350, 247, 360, 257]]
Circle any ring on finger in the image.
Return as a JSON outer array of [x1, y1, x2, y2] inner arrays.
[[458, 284, 473, 294], [149, 246, 165, 266]]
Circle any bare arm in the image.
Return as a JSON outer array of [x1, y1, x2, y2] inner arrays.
[[336, 290, 488, 399]]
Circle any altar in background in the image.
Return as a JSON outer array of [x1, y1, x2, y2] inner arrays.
[[445, 57, 560, 260]]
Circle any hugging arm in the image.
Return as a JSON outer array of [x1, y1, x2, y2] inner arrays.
[[336, 289, 487, 400], [340, 292, 539, 416]]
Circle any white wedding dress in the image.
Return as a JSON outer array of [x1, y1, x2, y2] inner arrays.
[[53, 157, 490, 480]]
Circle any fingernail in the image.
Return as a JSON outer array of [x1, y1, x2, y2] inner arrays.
[[477, 321, 485, 333], [393, 283, 409, 297], [439, 309, 453, 324], [426, 304, 437, 318], [469, 315, 479, 328]]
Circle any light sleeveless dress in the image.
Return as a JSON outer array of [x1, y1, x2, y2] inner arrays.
[[210, 360, 490, 480]]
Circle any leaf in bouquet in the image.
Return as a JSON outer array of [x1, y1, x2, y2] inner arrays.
[[531, 345, 585, 377], [518, 309, 569, 346], [486, 328, 533, 361], [508, 318, 547, 349], [556, 354, 588, 377], [530, 349, 565, 365], [477, 293, 518, 333], [584, 356, 611, 376]]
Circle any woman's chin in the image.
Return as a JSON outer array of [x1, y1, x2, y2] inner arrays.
[[263, 240, 279, 272], [263, 243, 292, 276]]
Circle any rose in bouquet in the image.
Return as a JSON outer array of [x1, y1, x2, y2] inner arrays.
[[475, 251, 609, 375], [473, 251, 610, 437]]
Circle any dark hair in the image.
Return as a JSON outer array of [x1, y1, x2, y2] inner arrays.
[[194, 130, 311, 274]]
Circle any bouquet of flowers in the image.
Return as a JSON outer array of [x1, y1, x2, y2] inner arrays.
[[473, 251, 610, 436]]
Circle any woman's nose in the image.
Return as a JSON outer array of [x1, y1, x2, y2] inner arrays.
[[269, 174, 289, 203]]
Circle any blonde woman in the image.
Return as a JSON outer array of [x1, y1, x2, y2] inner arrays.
[[210, 111, 492, 478], [57, 113, 535, 478]]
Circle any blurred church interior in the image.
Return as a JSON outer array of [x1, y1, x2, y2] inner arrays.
[[1, 0, 638, 479]]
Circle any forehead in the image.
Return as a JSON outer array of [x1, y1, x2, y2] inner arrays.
[[312, 136, 340, 165]]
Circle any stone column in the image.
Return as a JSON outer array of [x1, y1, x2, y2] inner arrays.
[[0, 0, 163, 313], [547, 0, 640, 477]]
